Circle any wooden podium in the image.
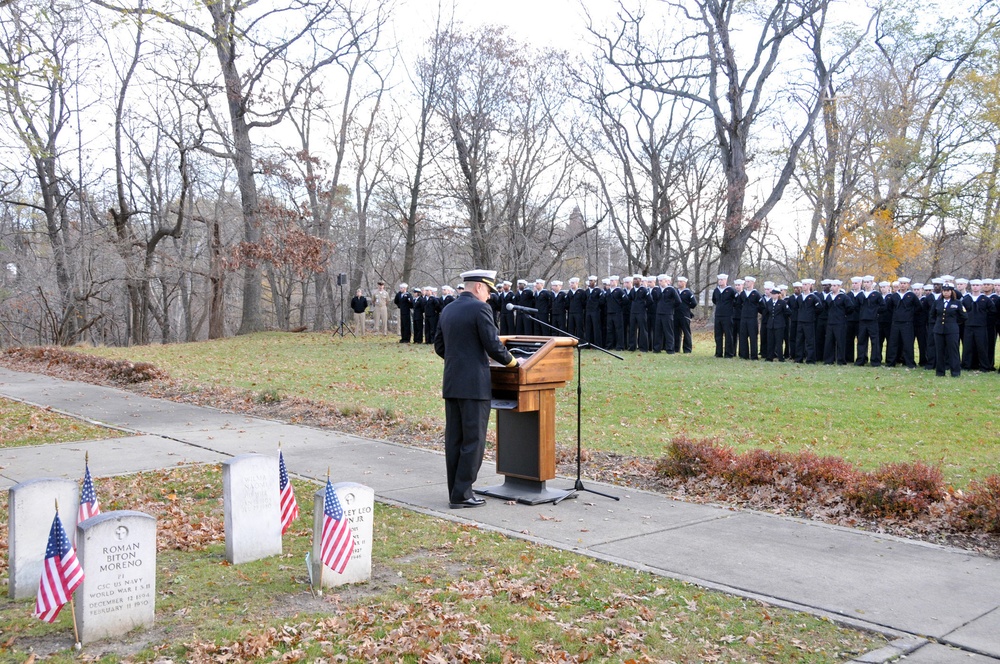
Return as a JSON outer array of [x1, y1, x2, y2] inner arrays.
[[476, 335, 577, 505]]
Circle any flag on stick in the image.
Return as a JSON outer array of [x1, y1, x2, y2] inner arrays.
[[78, 458, 100, 523], [278, 450, 299, 535], [319, 479, 354, 574], [34, 510, 85, 623]]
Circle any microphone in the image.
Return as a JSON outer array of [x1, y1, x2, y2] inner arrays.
[[506, 302, 538, 314]]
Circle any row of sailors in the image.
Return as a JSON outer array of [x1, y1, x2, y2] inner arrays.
[[394, 275, 699, 352], [712, 273, 1000, 377]]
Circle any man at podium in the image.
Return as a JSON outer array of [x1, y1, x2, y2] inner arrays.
[[434, 269, 520, 509]]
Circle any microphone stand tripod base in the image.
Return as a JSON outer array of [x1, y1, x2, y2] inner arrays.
[[475, 477, 577, 506]]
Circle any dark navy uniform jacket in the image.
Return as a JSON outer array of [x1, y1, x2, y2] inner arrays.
[[434, 292, 515, 400], [932, 297, 967, 334]]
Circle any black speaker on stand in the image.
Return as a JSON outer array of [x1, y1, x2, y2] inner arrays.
[[336, 273, 355, 338]]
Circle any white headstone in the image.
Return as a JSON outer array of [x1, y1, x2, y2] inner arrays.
[[311, 482, 374, 589], [8, 478, 79, 599], [222, 454, 281, 564], [76, 511, 156, 644]]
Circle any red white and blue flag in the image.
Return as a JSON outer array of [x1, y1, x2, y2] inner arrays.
[[78, 462, 100, 523], [319, 479, 354, 574], [278, 450, 299, 535], [34, 512, 85, 623]]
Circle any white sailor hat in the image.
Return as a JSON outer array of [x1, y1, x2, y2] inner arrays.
[[535, 278, 545, 284], [912, 283, 924, 290], [551, 280, 563, 286], [399, 282, 408, 288], [587, 275, 598, 281], [502, 280, 512, 286], [516, 278, 527, 285], [717, 273, 728, 280], [569, 276, 580, 283], [677, 276, 688, 282], [633, 274, 643, 280], [971, 279, 983, 286], [983, 278, 994, 285], [831, 279, 842, 286], [878, 281, 890, 287], [940, 274, 955, 282], [734, 279, 745, 285], [763, 281, 774, 289], [601, 278, 610, 284], [863, 275, 875, 281], [610, 275, 620, 281], [792, 281, 802, 287], [851, 276, 862, 283], [461, 269, 499, 292], [429, 286, 438, 292], [778, 284, 788, 290], [442, 285, 453, 292], [956, 277, 969, 284], [898, 277, 911, 283], [930, 278, 942, 285], [820, 278, 832, 285], [802, 278, 816, 285], [658, 273, 669, 280], [743, 276, 756, 282]]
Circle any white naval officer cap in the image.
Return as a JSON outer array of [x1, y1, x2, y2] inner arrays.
[[461, 269, 499, 292]]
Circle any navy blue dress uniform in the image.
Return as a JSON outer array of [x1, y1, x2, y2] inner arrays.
[[628, 277, 651, 351], [877, 282, 893, 359], [585, 277, 604, 346], [815, 282, 831, 355], [652, 277, 679, 353], [411, 289, 426, 344], [605, 278, 626, 351], [764, 290, 787, 361], [434, 270, 518, 508], [854, 279, 884, 366], [550, 282, 568, 331], [674, 278, 696, 353], [393, 285, 413, 343], [845, 278, 862, 363], [423, 289, 441, 344], [932, 286, 967, 377], [712, 275, 736, 358], [795, 281, 824, 363], [568, 280, 586, 338], [990, 283, 1000, 369], [920, 285, 939, 369], [822, 282, 856, 365], [498, 283, 517, 334], [961, 282, 996, 371], [515, 281, 534, 335], [886, 280, 918, 368], [737, 279, 761, 360], [911, 284, 929, 366], [786, 284, 800, 359], [533, 282, 553, 334]]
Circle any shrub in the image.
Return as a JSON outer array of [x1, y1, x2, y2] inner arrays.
[[791, 451, 859, 488], [845, 462, 945, 518], [957, 475, 1000, 534], [722, 448, 792, 487], [655, 436, 734, 478]]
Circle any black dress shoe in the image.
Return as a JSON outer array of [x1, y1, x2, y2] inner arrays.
[[449, 497, 486, 509]]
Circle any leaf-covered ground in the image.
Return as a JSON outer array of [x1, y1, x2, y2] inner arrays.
[[0, 465, 884, 663]]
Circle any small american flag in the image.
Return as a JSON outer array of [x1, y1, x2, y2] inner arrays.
[[319, 479, 354, 574], [78, 463, 100, 523], [278, 451, 299, 535], [34, 512, 85, 623]]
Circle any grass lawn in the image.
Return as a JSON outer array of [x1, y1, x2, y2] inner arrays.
[[0, 464, 884, 662], [0, 397, 122, 448], [79, 331, 999, 488]]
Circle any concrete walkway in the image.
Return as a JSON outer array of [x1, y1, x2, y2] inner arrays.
[[1, 366, 998, 662]]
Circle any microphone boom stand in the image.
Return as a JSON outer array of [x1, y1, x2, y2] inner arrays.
[[517, 310, 623, 503]]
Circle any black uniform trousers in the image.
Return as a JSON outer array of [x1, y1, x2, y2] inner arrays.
[[846, 320, 858, 363], [606, 313, 625, 351], [914, 323, 927, 366], [962, 326, 992, 371], [823, 323, 849, 364], [412, 311, 424, 344], [714, 318, 735, 357], [629, 312, 649, 351], [585, 310, 603, 347], [653, 315, 675, 353], [795, 324, 817, 363], [738, 319, 758, 360], [674, 316, 693, 353], [568, 313, 584, 339], [399, 311, 411, 342], [443, 399, 491, 503], [855, 321, 881, 366], [766, 328, 784, 361], [886, 325, 916, 368], [935, 332, 961, 377]]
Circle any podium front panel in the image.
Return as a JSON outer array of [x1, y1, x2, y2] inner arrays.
[[496, 410, 540, 480]]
